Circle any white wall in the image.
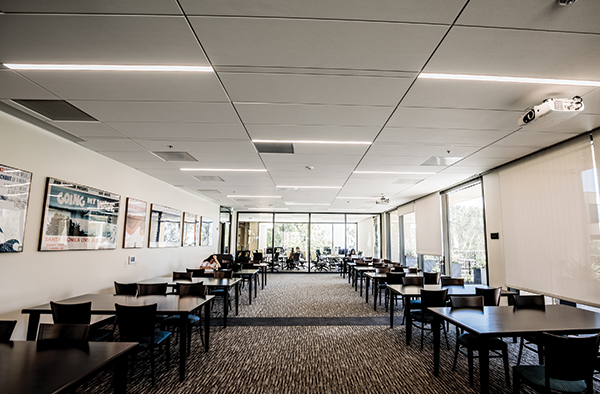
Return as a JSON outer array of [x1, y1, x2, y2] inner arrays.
[[0, 111, 220, 338]]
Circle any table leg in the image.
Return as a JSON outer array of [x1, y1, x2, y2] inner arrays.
[[360, 273, 364, 297], [374, 278, 378, 311], [178, 312, 188, 381], [223, 288, 229, 328], [25, 312, 40, 341], [389, 288, 394, 328], [404, 295, 412, 345], [254, 274, 258, 299], [113, 350, 129, 394], [433, 314, 440, 376], [235, 282, 239, 316], [248, 275, 253, 305], [479, 338, 490, 394], [204, 302, 210, 352], [365, 275, 370, 304]]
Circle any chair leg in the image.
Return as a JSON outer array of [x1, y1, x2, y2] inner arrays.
[[516, 338, 524, 366], [150, 345, 156, 386], [513, 369, 520, 394], [502, 343, 511, 387], [420, 323, 425, 351], [452, 336, 460, 371], [165, 337, 170, 370]]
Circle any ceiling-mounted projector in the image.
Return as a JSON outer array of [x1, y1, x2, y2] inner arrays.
[[518, 96, 584, 128], [376, 196, 389, 205]]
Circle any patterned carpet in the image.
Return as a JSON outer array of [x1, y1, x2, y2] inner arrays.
[[78, 274, 599, 394]]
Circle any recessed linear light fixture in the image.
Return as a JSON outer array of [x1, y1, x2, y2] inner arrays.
[[3, 63, 213, 72], [418, 73, 600, 87], [253, 139, 371, 145], [181, 168, 267, 172], [277, 185, 340, 189], [336, 196, 376, 199], [246, 207, 289, 211], [227, 195, 282, 198], [353, 171, 436, 175], [284, 202, 331, 206]]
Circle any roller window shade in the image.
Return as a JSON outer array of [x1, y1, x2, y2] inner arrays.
[[499, 134, 600, 306], [397, 202, 415, 217], [415, 193, 442, 256]]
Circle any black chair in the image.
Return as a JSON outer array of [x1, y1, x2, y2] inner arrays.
[[423, 271, 441, 285], [114, 281, 137, 296], [408, 267, 419, 274], [450, 295, 510, 388], [115, 303, 171, 386], [161, 282, 206, 353], [211, 270, 233, 310], [475, 287, 502, 307], [402, 276, 425, 324], [37, 323, 90, 342], [513, 294, 546, 365], [50, 301, 113, 342], [137, 283, 168, 296], [0, 320, 17, 342], [513, 332, 600, 394], [412, 289, 449, 350], [441, 277, 465, 287], [187, 268, 207, 278], [385, 272, 406, 310], [173, 271, 192, 281]]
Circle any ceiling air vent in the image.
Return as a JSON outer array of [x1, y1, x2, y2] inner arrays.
[[421, 156, 462, 166], [254, 142, 294, 154], [193, 176, 225, 182], [153, 151, 197, 162], [11, 99, 97, 121]]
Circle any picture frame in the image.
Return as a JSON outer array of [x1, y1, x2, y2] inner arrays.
[[200, 216, 213, 246], [39, 178, 120, 251], [123, 198, 147, 249], [148, 204, 181, 248], [182, 212, 199, 247], [0, 164, 33, 252]]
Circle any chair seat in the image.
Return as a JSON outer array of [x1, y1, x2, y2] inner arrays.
[[161, 314, 200, 326], [135, 331, 171, 347], [514, 365, 588, 393], [458, 333, 506, 350]]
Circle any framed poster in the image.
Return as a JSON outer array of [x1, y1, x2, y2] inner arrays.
[[0, 164, 32, 252], [182, 212, 198, 247], [39, 178, 120, 251], [123, 198, 147, 248], [149, 204, 181, 248], [200, 216, 213, 246]]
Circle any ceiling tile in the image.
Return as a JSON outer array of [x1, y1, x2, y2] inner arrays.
[[0, 70, 57, 99], [106, 122, 249, 141], [53, 122, 124, 138], [0, 1, 183, 14], [388, 107, 519, 131], [245, 124, 380, 142], [377, 127, 509, 146]]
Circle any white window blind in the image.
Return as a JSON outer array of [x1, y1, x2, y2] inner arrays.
[[397, 202, 415, 217], [499, 134, 600, 306], [415, 193, 442, 256]]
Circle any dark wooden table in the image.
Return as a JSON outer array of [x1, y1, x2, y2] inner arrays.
[[253, 263, 268, 289], [352, 266, 375, 295], [365, 272, 423, 311], [0, 340, 137, 394], [386, 284, 513, 344], [139, 276, 240, 327], [234, 268, 260, 304], [22, 293, 213, 381], [430, 305, 600, 394]]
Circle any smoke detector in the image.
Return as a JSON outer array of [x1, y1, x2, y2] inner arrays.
[[376, 195, 389, 205]]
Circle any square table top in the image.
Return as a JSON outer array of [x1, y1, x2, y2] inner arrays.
[[22, 293, 214, 315], [234, 269, 260, 275], [429, 304, 600, 337], [387, 284, 500, 297], [139, 276, 240, 288], [0, 340, 137, 394]]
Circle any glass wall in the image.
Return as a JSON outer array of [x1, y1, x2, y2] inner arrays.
[[446, 182, 487, 284], [310, 214, 345, 270], [237, 212, 274, 261], [274, 213, 309, 270]]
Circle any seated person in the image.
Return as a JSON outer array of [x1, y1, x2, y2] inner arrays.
[[200, 254, 221, 270], [289, 247, 304, 260]]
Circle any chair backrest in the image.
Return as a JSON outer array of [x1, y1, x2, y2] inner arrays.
[[221, 262, 231, 270], [407, 267, 419, 274], [0, 320, 17, 342], [420, 289, 449, 310], [423, 272, 441, 285], [375, 266, 391, 275], [450, 295, 484, 310], [475, 287, 502, 306], [512, 294, 545, 310], [177, 282, 206, 297], [385, 272, 406, 285], [37, 323, 90, 342], [441, 277, 465, 287], [50, 301, 92, 324], [373, 263, 386, 268], [187, 268, 206, 278], [544, 332, 600, 385], [252, 252, 263, 262], [293, 252, 301, 262], [214, 269, 233, 279], [137, 283, 167, 296], [402, 276, 424, 286], [115, 303, 157, 341], [114, 281, 137, 296], [372, 258, 381, 263], [173, 271, 192, 281], [242, 263, 256, 270]]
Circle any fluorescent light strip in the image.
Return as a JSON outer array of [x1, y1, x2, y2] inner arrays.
[[227, 195, 281, 198], [336, 197, 375, 200], [285, 202, 331, 206], [3, 63, 213, 72], [181, 168, 267, 172], [246, 208, 289, 211], [253, 139, 371, 145], [419, 73, 600, 87], [354, 171, 435, 175], [277, 185, 340, 189]]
